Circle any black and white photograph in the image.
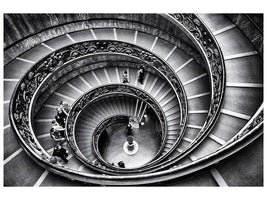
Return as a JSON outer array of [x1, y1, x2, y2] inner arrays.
[[1, 0, 266, 199]]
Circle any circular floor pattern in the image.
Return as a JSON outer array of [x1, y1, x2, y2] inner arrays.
[[123, 141, 139, 155]]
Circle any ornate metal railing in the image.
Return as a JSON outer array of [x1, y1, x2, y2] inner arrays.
[[7, 13, 263, 185], [65, 105, 264, 185], [9, 14, 225, 177], [92, 115, 129, 167], [224, 104, 263, 145], [4, 14, 205, 67], [10, 40, 188, 167], [154, 14, 226, 164], [32, 56, 177, 115], [92, 113, 164, 171], [17, 105, 262, 186], [66, 84, 168, 174]]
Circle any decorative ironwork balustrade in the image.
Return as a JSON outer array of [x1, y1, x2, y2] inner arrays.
[[65, 84, 168, 174], [10, 40, 188, 168], [156, 13, 226, 162], [8, 13, 263, 185]]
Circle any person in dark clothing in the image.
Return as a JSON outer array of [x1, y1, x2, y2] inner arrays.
[[137, 67, 144, 84], [118, 161, 125, 168], [126, 123, 132, 135], [126, 135, 135, 151], [122, 71, 129, 83], [51, 120, 65, 141], [52, 144, 68, 163], [55, 114, 65, 127], [55, 101, 69, 127]]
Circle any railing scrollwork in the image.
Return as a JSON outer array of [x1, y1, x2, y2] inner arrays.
[[66, 84, 168, 173], [157, 13, 226, 163]]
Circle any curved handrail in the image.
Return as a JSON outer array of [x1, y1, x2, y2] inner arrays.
[[156, 14, 226, 164], [30, 43, 189, 162], [16, 105, 263, 185], [32, 55, 178, 115], [9, 13, 225, 177], [92, 116, 130, 166], [57, 104, 264, 185], [7, 13, 264, 185], [10, 40, 188, 170], [92, 115, 162, 170], [4, 14, 204, 67], [66, 84, 168, 174]]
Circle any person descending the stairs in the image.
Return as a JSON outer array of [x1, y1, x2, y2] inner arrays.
[[122, 71, 129, 83], [118, 161, 125, 168], [52, 143, 69, 163], [137, 66, 144, 84], [50, 120, 65, 142], [126, 123, 132, 135], [55, 101, 70, 127]]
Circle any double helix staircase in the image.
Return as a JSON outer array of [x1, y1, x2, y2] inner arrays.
[[4, 13, 263, 186]]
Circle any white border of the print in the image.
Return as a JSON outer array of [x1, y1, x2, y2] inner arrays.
[[0, 0, 266, 200]]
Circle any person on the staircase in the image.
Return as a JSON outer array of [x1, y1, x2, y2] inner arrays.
[[55, 101, 70, 127], [118, 161, 125, 168], [126, 123, 132, 135], [52, 143, 69, 163], [50, 120, 65, 142], [122, 71, 129, 83], [137, 67, 144, 84]]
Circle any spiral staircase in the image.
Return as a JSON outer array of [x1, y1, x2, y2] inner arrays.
[[3, 14, 263, 186]]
